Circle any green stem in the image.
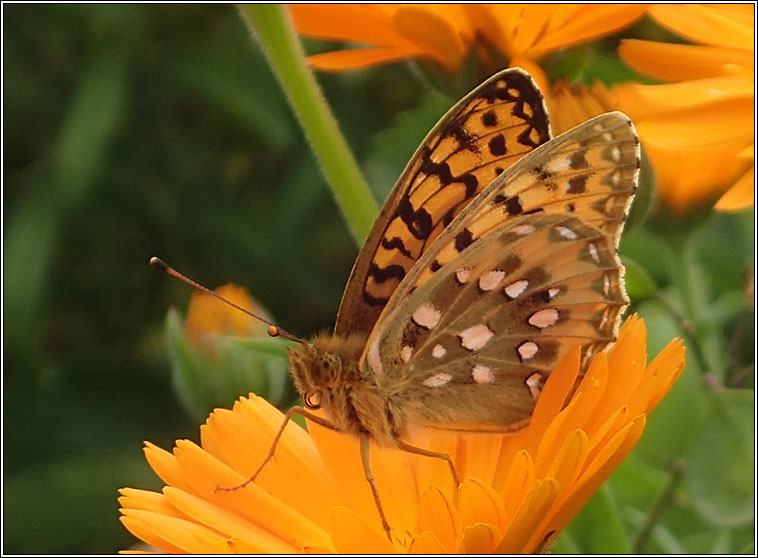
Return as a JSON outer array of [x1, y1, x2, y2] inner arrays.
[[632, 460, 684, 553], [238, 4, 378, 246]]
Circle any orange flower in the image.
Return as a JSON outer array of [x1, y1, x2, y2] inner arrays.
[[547, 79, 616, 135], [290, 4, 646, 90], [119, 315, 685, 553], [613, 5, 754, 213], [184, 284, 269, 350]]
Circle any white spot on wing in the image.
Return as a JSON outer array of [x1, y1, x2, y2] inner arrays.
[[528, 308, 559, 328], [456, 267, 471, 284], [548, 287, 560, 299], [459, 324, 494, 351], [611, 170, 621, 186], [548, 157, 571, 173], [588, 242, 600, 263], [479, 269, 505, 291], [611, 146, 621, 161], [504, 279, 529, 299], [432, 344, 446, 358], [527, 372, 544, 399], [423, 372, 452, 388], [400, 345, 412, 363], [602, 131, 613, 142], [472, 364, 495, 384], [556, 225, 578, 240], [518, 341, 539, 361], [603, 274, 611, 295], [412, 303, 441, 329], [512, 224, 536, 236]]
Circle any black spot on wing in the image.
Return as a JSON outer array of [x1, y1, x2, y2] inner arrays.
[[381, 236, 412, 258], [455, 228, 474, 252], [488, 134, 507, 156]]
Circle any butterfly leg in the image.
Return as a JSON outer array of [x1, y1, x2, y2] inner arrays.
[[395, 439, 460, 488], [216, 406, 340, 492], [359, 434, 393, 541]]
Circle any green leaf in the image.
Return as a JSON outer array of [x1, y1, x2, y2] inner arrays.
[[622, 255, 659, 300], [564, 484, 632, 553], [685, 388, 754, 527], [53, 49, 126, 206], [632, 300, 708, 466], [165, 308, 291, 421]]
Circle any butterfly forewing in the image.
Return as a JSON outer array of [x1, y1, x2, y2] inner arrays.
[[335, 68, 551, 337], [360, 113, 639, 430]]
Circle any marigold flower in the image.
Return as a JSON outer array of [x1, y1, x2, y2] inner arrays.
[[169, 284, 287, 421], [184, 284, 269, 350], [547, 79, 616, 135], [613, 4, 754, 213], [289, 4, 646, 90], [119, 315, 685, 553]]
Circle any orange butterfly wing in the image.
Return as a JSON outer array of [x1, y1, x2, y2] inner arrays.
[[334, 68, 551, 337]]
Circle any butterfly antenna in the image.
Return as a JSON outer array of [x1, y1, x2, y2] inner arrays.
[[149, 257, 308, 346]]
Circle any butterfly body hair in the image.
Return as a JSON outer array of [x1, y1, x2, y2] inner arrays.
[[288, 332, 407, 446]]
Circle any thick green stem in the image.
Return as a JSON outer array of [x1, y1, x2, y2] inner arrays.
[[238, 4, 378, 246]]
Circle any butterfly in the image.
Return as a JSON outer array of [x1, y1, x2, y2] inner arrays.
[[215, 67, 639, 539]]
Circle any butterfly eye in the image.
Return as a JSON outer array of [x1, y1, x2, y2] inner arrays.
[[304, 391, 321, 410]]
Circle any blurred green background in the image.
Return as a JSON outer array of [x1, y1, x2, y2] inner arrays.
[[3, 4, 754, 554]]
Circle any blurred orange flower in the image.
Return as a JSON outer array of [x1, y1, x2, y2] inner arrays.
[[184, 284, 269, 350], [547, 79, 616, 135], [119, 315, 685, 553], [289, 4, 646, 91], [613, 4, 754, 213]]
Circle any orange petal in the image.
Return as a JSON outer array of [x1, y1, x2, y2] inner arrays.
[[417, 485, 459, 551], [460, 522, 502, 554], [143, 441, 191, 492], [528, 5, 646, 58], [329, 506, 396, 554], [548, 416, 646, 537], [289, 4, 416, 49], [392, 6, 465, 71], [306, 422, 378, 528], [407, 531, 447, 554], [455, 432, 504, 486], [499, 450, 535, 527], [306, 46, 426, 72], [120, 509, 227, 554], [162, 486, 299, 553], [715, 166, 756, 211], [496, 478, 559, 553], [546, 429, 589, 498], [641, 140, 752, 213], [644, 339, 687, 412], [648, 4, 754, 50], [118, 488, 185, 519], [459, 478, 505, 532], [619, 40, 754, 81], [524, 345, 581, 457], [119, 513, 187, 554], [534, 353, 608, 476]]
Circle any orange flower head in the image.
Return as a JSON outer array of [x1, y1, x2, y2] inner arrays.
[[119, 315, 685, 553], [290, 4, 646, 89], [184, 284, 270, 351], [613, 5, 754, 213]]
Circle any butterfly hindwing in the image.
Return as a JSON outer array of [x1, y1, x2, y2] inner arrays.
[[361, 112, 639, 429], [335, 68, 551, 337]]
